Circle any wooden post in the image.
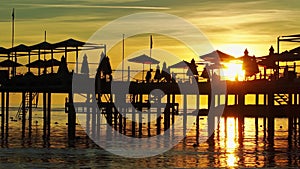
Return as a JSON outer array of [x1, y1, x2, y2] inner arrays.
[[127, 66, 130, 81], [43, 92, 47, 140], [224, 116, 227, 138], [238, 93, 245, 106], [123, 108, 127, 135], [196, 114, 199, 145], [147, 107, 151, 137], [28, 92, 33, 138], [172, 94, 176, 125], [183, 94, 187, 137], [114, 107, 118, 131], [267, 92, 274, 145], [5, 92, 9, 140], [165, 94, 171, 131], [288, 93, 292, 106], [267, 117, 274, 145], [68, 92, 76, 144], [1, 92, 4, 139], [132, 105, 136, 137], [196, 94, 200, 144], [288, 116, 293, 142], [47, 93, 51, 138], [22, 92, 26, 138], [255, 117, 259, 138], [96, 102, 101, 139], [207, 93, 214, 142], [138, 94, 142, 137], [119, 108, 123, 134], [263, 116, 267, 140], [238, 116, 244, 144], [157, 100, 161, 135], [86, 93, 90, 138]]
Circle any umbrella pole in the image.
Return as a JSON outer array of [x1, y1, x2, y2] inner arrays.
[[51, 49, 54, 73], [38, 49, 41, 76], [183, 68, 185, 82], [76, 47, 78, 74], [7, 54, 10, 78], [143, 63, 144, 81], [28, 51, 30, 73]]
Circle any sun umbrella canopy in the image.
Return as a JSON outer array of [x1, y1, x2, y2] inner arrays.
[[257, 59, 279, 69], [30, 41, 53, 50], [0, 59, 23, 67], [200, 50, 237, 63], [98, 52, 112, 75], [10, 44, 31, 52], [289, 46, 300, 54], [45, 58, 61, 67], [260, 52, 300, 62], [205, 63, 225, 70], [0, 47, 8, 55], [26, 60, 47, 68], [128, 54, 160, 64], [169, 60, 190, 69], [53, 38, 86, 48], [80, 54, 89, 74]]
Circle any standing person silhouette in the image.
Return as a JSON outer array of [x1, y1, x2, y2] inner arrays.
[[146, 69, 153, 83]]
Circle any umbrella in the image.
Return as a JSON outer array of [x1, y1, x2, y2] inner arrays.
[[26, 60, 47, 68], [257, 59, 279, 69], [98, 52, 112, 75], [53, 38, 86, 48], [169, 60, 190, 69], [242, 55, 259, 77], [205, 63, 225, 70], [259, 52, 300, 62], [0, 59, 23, 67], [80, 54, 89, 74], [289, 46, 300, 54], [30, 41, 53, 50], [45, 58, 61, 67], [0, 47, 8, 55], [128, 54, 160, 80], [27, 59, 61, 68], [169, 60, 190, 81], [10, 44, 31, 52], [200, 50, 237, 63], [128, 54, 160, 64]]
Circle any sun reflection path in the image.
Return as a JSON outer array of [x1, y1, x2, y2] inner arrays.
[[224, 117, 239, 167]]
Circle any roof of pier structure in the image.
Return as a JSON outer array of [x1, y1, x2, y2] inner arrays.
[[0, 38, 103, 58], [0, 38, 105, 76], [258, 47, 300, 63]]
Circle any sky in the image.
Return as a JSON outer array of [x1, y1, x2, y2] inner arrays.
[[0, 0, 300, 60]]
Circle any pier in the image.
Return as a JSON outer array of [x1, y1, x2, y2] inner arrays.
[[0, 37, 300, 147]]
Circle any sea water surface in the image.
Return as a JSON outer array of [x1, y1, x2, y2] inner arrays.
[[0, 107, 299, 168]]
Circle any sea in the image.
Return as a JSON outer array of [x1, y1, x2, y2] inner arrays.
[[0, 106, 299, 169]]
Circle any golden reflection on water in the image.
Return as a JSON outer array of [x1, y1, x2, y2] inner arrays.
[[1, 107, 298, 168], [218, 117, 239, 167]]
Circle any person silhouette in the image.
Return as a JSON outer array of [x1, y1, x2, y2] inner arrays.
[[146, 69, 153, 83], [154, 65, 161, 82]]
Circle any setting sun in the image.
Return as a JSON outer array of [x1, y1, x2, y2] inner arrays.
[[222, 61, 245, 81]]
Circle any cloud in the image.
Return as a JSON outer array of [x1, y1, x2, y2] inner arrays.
[[17, 3, 170, 10]]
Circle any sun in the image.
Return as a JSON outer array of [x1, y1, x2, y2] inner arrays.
[[218, 44, 247, 57], [222, 61, 245, 81]]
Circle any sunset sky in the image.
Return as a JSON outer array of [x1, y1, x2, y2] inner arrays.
[[0, 0, 300, 60]]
